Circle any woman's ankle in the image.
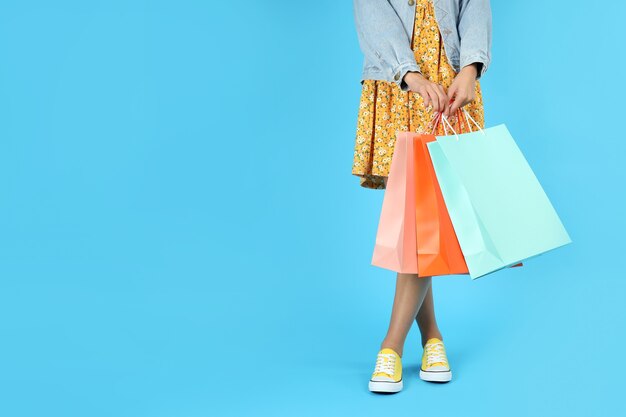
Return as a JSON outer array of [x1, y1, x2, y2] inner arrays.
[[380, 340, 404, 357], [420, 331, 443, 347]]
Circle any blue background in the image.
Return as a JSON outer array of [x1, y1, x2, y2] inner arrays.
[[0, 1, 624, 416]]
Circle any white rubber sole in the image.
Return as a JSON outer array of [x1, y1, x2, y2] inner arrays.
[[368, 379, 403, 393], [419, 369, 452, 382]]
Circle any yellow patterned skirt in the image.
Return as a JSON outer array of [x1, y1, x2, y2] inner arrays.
[[352, 0, 485, 189]]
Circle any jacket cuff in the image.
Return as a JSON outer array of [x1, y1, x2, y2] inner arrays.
[[391, 62, 421, 92], [460, 55, 490, 80]]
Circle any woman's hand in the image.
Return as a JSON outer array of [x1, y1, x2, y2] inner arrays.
[[403, 71, 449, 114], [446, 64, 479, 117]]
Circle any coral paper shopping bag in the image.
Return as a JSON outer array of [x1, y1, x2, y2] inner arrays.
[[371, 132, 418, 274], [426, 124, 572, 279]]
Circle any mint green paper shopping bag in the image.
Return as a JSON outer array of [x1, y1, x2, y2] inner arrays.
[[426, 124, 572, 279]]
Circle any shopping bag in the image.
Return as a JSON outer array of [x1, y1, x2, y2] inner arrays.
[[372, 128, 471, 276], [426, 123, 572, 279], [371, 132, 418, 273], [413, 134, 469, 276]]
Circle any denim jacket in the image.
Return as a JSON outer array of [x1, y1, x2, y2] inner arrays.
[[353, 0, 492, 91]]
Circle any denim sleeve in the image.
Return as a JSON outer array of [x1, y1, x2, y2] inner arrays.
[[353, 0, 420, 90], [458, 0, 492, 79]]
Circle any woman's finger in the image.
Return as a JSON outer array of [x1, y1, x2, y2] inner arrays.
[[426, 86, 439, 112], [435, 87, 449, 117], [437, 85, 451, 117], [446, 84, 458, 117], [429, 85, 445, 113], [435, 84, 446, 116], [449, 93, 466, 116], [418, 86, 431, 110]]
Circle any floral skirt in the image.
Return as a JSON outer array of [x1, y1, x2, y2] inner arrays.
[[351, 0, 485, 190]]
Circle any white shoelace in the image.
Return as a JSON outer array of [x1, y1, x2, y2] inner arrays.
[[374, 353, 396, 375], [424, 342, 447, 366]]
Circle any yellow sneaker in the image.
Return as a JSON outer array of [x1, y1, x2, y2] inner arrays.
[[420, 338, 452, 382], [368, 348, 403, 393]]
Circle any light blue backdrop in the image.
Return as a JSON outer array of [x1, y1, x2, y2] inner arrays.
[[0, 1, 624, 416]]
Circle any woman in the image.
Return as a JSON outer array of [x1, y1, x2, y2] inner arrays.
[[351, 0, 492, 393]]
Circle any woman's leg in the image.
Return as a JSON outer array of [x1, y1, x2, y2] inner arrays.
[[415, 284, 443, 346], [380, 177, 443, 353], [380, 274, 432, 357]]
